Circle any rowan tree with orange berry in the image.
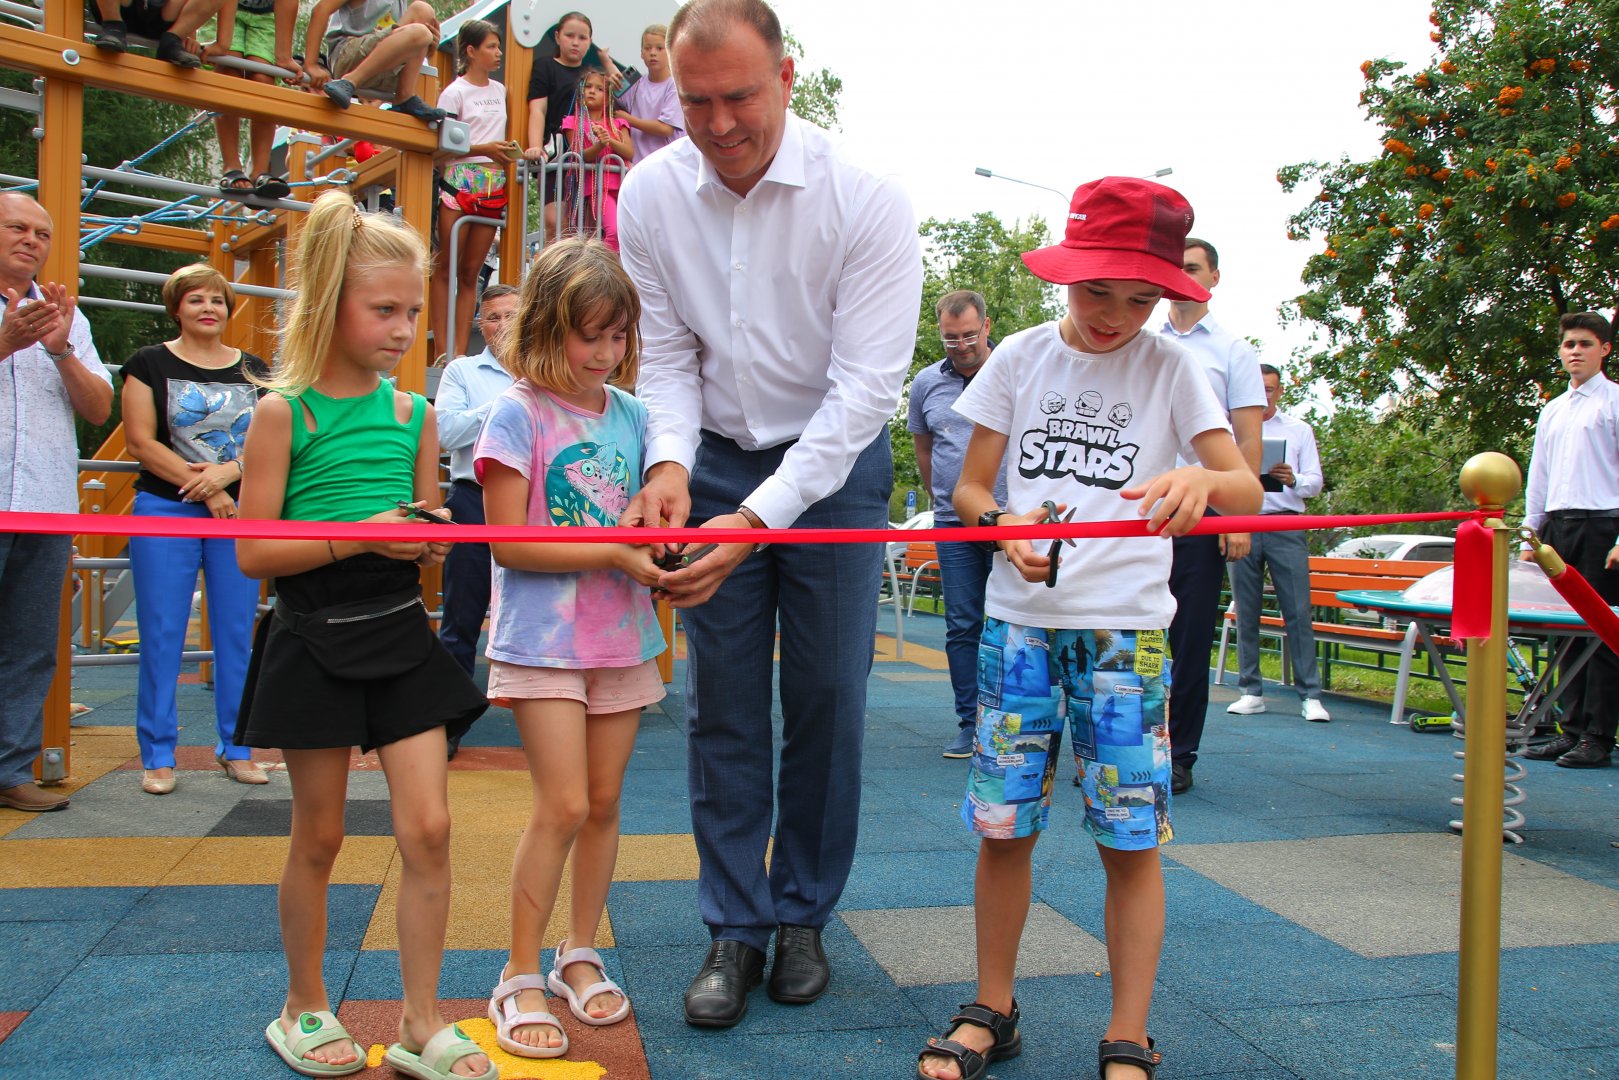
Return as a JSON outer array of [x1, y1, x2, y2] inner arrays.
[[1277, 0, 1619, 452]]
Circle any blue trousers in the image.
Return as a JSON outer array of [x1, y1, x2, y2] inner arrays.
[[936, 530, 993, 729], [0, 532, 71, 789], [128, 492, 259, 768], [684, 430, 891, 952], [1230, 522, 1321, 700], [438, 479, 491, 676], [1168, 531, 1225, 768]]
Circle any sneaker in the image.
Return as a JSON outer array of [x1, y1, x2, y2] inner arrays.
[[90, 20, 127, 51], [323, 78, 356, 109], [389, 95, 449, 123], [0, 783, 69, 812], [155, 31, 201, 68], [1171, 761, 1193, 794], [1302, 698, 1332, 723], [941, 727, 974, 759], [1226, 694, 1266, 715]]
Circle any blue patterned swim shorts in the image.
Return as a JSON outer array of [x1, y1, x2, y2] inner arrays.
[[961, 618, 1173, 850]]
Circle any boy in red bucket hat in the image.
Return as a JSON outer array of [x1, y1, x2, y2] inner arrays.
[[917, 177, 1262, 1080]]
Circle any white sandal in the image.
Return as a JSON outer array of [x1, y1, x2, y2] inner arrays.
[[547, 940, 631, 1026], [487, 969, 568, 1058]]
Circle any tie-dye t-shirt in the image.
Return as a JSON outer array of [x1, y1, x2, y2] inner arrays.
[[474, 380, 664, 669]]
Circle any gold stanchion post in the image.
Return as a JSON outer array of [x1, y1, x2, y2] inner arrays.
[[1455, 451, 1521, 1080]]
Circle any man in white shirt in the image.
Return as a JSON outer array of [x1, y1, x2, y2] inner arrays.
[[618, 0, 922, 1029], [1227, 365, 1330, 722], [0, 193, 114, 813], [434, 285, 518, 757], [1522, 311, 1619, 768], [1159, 239, 1265, 793]]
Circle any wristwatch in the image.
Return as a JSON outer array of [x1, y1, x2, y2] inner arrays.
[[978, 508, 1008, 552]]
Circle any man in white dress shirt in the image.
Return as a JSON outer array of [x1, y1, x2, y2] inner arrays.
[[434, 285, 519, 758], [1159, 239, 1265, 793], [0, 193, 114, 813], [1226, 364, 1330, 722], [1522, 311, 1619, 768], [618, 0, 922, 1029]]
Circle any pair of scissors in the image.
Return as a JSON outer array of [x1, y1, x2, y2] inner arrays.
[[1040, 500, 1079, 589], [654, 542, 719, 572]]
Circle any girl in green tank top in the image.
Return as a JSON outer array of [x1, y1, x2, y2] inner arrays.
[[231, 192, 495, 1080]]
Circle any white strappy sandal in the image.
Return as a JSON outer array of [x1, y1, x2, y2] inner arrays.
[[487, 968, 568, 1058], [546, 941, 631, 1026]]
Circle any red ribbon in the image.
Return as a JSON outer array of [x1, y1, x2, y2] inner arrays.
[[0, 508, 1475, 546], [1451, 514, 1495, 640], [1543, 560, 1619, 655]]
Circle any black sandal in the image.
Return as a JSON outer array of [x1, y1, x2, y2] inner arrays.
[[916, 1000, 1021, 1080], [253, 173, 292, 200], [1098, 1037, 1161, 1078], [218, 169, 253, 196]]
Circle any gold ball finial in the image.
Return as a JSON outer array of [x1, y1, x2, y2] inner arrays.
[[1459, 452, 1522, 510]]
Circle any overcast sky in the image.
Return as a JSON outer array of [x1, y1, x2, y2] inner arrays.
[[764, 0, 1436, 366]]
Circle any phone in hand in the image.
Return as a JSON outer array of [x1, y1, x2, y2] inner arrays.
[[396, 501, 455, 524]]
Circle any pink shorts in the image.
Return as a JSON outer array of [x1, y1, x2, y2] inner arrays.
[[487, 658, 665, 714]]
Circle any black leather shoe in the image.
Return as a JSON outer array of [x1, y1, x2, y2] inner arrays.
[[684, 940, 764, 1028], [1556, 736, 1613, 769], [1525, 732, 1579, 761], [768, 924, 829, 1004], [1171, 761, 1193, 794]]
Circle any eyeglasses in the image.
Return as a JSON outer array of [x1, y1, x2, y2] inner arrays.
[[939, 332, 985, 350]]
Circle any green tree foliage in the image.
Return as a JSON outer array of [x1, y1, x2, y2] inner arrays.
[[784, 30, 841, 130], [890, 212, 1063, 515], [1277, 0, 1619, 457]]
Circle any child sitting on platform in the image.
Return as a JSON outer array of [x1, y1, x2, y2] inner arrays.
[[303, 0, 448, 123], [90, 0, 230, 68], [204, 0, 299, 200], [917, 177, 1262, 1080]]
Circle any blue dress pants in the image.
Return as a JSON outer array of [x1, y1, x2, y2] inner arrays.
[[0, 532, 72, 789], [438, 479, 491, 676], [683, 430, 891, 952], [128, 491, 259, 768], [936, 529, 994, 730]]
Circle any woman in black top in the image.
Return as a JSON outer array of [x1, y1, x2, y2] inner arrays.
[[122, 265, 269, 795], [523, 11, 622, 241]]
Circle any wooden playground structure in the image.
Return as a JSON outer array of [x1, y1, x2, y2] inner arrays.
[[0, 1, 542, 780]]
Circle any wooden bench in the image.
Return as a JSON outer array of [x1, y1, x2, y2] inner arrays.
[[1215, 557, 1454, 697]]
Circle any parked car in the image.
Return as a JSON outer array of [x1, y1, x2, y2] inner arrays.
[[1324, 533, 1455, 562]]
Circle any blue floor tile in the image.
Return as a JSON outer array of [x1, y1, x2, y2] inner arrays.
[[92, 884, 379, 956], [0, 886, 145, 924], [0, 920, 110, 1010]]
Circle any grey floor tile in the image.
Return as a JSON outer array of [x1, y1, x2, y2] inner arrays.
[[842, 903, 1107, 987]]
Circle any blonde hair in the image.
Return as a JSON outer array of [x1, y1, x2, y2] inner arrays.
[[162, 263, 236, 318], [266, 191, 427, 394], [642, 23, 668, 42], [505, 238, 640, 394]]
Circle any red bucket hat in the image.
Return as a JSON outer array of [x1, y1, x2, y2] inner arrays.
[[1021, 177, 1210, 302]]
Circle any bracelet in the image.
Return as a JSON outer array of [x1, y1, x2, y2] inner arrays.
[[327, 539, 338, 563]]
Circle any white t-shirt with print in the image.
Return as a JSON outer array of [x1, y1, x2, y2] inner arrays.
[[953, 322, 1230, 630], [437, 76, 508, 166]]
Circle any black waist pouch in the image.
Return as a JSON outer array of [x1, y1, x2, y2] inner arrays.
[[272, 588, 435, 680]]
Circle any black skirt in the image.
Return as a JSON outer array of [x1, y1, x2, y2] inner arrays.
[[235, 554, 486, 753]]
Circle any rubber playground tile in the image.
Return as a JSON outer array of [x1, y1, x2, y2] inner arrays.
[[234, 767, 390, 799], [1153, 921, 1419, 1010], [648, 1024, 934, 1080], [208, 797, 395, 837], [0, 920, 110, 1010], [0, 1012, 23, 1046], [6, 770, 247, 839], [163, 834, 397, 886], [337, 997, 650, 1079], [0, 836, 196, 888], [1210, 993, 1549, 1080], [852, 803, 973, 854], [842, 903, 1107, 987], [343, 947, 530, 1001], [0, 950, 357, 1075], [1495, 946, 1619, 1051], [601, 881, 710, 949], [838, 849, 980, 910], [614, 834, 701, 882], [94, 884, 380, 956], [445, 746, 530, 770], [0, 885, 144, 924], [1266, 811, 1439, 839], [618, 775, 696, 836]]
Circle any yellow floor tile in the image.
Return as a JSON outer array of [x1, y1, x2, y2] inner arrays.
[[876, 639, 948, 670], [162, 835, 398, 886], [614, 834, 699, 882], [0, 836, 197, 887]]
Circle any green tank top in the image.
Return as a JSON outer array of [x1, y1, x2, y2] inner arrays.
[[280, 383, 425, 522]]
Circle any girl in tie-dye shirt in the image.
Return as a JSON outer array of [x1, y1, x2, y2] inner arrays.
[[473, 238, 664, 1058]]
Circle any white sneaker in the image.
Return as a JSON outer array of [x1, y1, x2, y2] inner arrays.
[[1302, 699, 1332, 723], [1227, 694, 1267, 715]]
